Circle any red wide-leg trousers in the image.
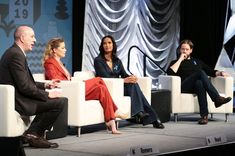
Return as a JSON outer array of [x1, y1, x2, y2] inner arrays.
[[85, 77, 118, 122]]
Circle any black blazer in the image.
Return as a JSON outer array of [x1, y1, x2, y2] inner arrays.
[[94, 55, 129, 78], [0, 44, 48, 116]]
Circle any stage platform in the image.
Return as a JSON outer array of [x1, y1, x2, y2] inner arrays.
[[25, 113, 235, 156]]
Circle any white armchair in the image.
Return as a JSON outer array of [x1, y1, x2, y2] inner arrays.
[[34, 72, 130, 137], [73, 71, 152, 106], [159, 75, 233, 122], [137, 77, 152, 104], [68, 71, 132, 136], [0, 84, 25, 137], [72, 71, 152, 135], [73, 71, 152, 104], [33, 71, 152, 137]]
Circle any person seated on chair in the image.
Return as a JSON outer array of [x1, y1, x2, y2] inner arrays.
[[167, 39, 232, 125], [0, 25, 68, 148], [94, 35, 164, 129], [43, 37, 127, 134]]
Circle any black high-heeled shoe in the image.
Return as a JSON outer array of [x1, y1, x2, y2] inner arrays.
[[135, 111, 149, 123], [152, 120, 164, 129]]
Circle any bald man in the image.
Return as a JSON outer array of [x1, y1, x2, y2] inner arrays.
[[0, 25, 68, 148]]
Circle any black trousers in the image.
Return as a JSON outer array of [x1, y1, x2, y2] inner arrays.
[[181, 70, 219, 117], [124, 83, 160, 125], [26, 97, 68, 136]]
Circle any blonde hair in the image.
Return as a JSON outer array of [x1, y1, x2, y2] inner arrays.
[[42, 37, 64, 65]]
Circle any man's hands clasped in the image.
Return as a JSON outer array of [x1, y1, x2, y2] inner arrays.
[[45, 79, 62, 98]]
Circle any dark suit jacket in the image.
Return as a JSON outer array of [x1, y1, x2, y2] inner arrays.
[[0, 44, 49, 116], [94, 54, 129, 78]]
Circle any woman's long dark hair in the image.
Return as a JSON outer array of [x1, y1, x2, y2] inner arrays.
[[99, 35, 118, 61]]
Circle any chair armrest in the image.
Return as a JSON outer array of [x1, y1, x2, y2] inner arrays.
[[137, 77, 152, 103], [210, 76, 233, 112], [0, 85, 25, 137], [73, 71, 95, 81], [102, 78, 124, 105], [32, 73, 51, 84], [159, 75, 181, 92], [59, 81, 86, 125], [33, 73, 45, 81], [210, 76, 233, 97], [159, 75, 181, 108]]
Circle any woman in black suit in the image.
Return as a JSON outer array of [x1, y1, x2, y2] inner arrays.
[[94, 35, 164, 129]]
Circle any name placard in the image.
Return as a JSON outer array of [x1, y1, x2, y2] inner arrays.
[[129, 145, 159, 156], [206, 134, 227, 146]]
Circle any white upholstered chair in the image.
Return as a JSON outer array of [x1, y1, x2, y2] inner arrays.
[[159, 75, 233, 122], [0, 84, 25, 137], [33, 71, 152, 137], [34, 72, 130, 137], [73, 71, 152, 106], [72, 71, 152, 135], [64, 71, 131, 137]]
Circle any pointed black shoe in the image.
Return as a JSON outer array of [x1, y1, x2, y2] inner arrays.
[[135, 111, 150, 123], [153, 120, 165, 129]]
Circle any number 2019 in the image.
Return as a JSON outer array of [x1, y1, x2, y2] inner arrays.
[[14, 9, 28, 19], [14, 0, 29, 6], [14, 0, 29, 19]]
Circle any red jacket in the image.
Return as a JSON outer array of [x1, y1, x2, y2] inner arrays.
[[44, 57, 70, 80]]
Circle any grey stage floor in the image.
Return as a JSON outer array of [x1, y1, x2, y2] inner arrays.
[[24, 113, 235, 156]]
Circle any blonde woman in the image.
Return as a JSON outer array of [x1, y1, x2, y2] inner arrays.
[[43, 38, 128, 134]]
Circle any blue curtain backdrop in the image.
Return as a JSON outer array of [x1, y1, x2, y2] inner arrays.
[[0, 0, 73, 74]]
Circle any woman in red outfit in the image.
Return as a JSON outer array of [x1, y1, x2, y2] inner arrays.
[[43, 38, 127, 134]]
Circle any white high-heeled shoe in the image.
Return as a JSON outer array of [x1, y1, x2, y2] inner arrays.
[[115, 110, 128, 119]]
